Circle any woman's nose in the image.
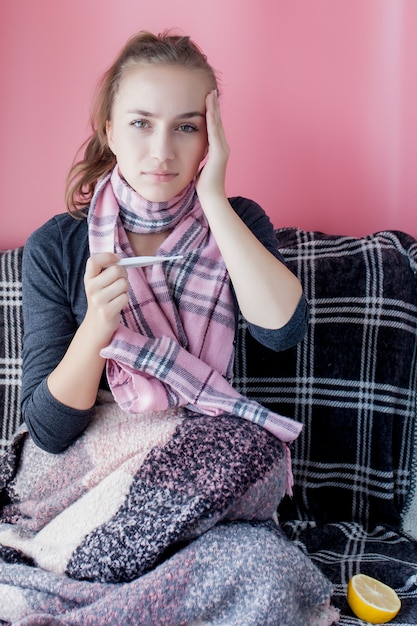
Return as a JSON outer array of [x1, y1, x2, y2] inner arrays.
[[151, 129, 174, 162]]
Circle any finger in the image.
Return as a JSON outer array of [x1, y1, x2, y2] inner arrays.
[[85, 259, 128, 302], [88, 255, 128, 287], [206, 91, 220, 137], [86, 274, 130, 312], [101, 276, 130, 304], [85, 253, 120, 278], [206, 90, 229, 154]]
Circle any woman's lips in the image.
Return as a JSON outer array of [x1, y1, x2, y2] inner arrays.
[[144, 171, 178, 182]]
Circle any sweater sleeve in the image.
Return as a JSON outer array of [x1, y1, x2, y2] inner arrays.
[[229, 196, 309, 351], [21, 216, 93, 453]]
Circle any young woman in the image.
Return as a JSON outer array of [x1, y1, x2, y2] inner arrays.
[[21, 30, 308, 453], [2, 31, 339, 625]]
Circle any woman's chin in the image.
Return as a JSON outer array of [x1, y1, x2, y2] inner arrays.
[[136, 181, 190, 204]]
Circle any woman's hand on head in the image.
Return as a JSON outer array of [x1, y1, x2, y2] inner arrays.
[[196, 90, 230, 203], [83, 252, 130, 349]]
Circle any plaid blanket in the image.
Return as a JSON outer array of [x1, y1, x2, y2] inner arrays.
[[283, 520, 417, 625], [0, 393, 338, 625], [234, 228, 417, 624], [0, 248, 23, 466]]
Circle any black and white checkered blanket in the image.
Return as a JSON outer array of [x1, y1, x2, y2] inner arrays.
[[0, 248, 23, 466], [234, 228, 417, 623]]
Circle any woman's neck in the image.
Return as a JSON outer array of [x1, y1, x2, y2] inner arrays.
[[126, 230, 172, 257]]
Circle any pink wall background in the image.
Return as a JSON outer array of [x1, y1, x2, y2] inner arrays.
[[1, 0, 416, 249]]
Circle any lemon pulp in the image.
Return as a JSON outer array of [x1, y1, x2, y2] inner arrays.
[[347, 574, 401, 624]]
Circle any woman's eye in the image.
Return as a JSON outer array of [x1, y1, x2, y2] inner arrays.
[[132, 120, 149, 129], [178, 124, 197, 133]]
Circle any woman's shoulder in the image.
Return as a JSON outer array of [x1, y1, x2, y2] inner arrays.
[[25, 213, 88, 259], [229, 195, 274, 230], [26, 212, 88, 248], [229, 195, 266, 218], [228, 196, 278, 254], [24, 213, 89, 275]]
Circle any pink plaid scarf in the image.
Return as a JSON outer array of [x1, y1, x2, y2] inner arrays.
[[88, 167, 302, 493]]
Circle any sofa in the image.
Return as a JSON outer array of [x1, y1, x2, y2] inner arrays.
[[0, 227, 416, 624]]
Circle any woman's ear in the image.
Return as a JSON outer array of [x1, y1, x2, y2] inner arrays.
[[105, 120, 115, 154]]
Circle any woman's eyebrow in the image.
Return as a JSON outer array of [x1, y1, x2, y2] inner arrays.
[[127, 109, 205, 119], [176, 112, 205, 119]]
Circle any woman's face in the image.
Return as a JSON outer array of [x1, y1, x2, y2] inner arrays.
[[106, 63, 211, 202]]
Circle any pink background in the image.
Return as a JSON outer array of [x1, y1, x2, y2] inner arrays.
[[1, 0, 416, 249]]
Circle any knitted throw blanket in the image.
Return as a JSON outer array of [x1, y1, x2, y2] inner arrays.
[[88, 169, 302, 491], [0, 396, 338, 625]]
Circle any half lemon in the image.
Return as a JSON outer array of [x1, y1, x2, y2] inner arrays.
[[347, 574, 401, 624]]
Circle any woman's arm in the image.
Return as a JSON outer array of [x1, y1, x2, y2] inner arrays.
[[229, 196, 309, 351], [197, 91, 304, 331], [21, 216, 129, 452], [46, 252, 129, 410]]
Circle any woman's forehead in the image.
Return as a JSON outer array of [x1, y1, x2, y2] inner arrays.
[[115, 63, 211, 111]]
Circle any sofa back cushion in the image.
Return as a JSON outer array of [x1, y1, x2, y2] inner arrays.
[[234, 229, 417, 531], [0, 248, 24, 465]]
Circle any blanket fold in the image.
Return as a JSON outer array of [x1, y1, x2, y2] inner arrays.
[[0, 522, 339, 626]]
